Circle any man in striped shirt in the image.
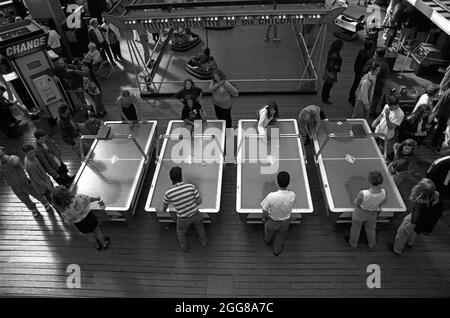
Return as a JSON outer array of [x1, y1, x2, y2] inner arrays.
[[161, 166, 207, 252]]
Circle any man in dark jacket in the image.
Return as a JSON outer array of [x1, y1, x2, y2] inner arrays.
[[48, 57, 86, 107], [366, 48, 391, 116], [431, 88, 450, 151], [34, 129, 74, 187], [57, 104, 88, 158], [348, 41, 374, 106]]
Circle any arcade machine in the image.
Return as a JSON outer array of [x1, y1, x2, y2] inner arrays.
[[410, 43, 448, 76], [0, 19, 71, 135]]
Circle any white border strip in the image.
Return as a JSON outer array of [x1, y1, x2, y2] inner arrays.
[[145, 120, 226, 213], [236, 119, 314, 214]]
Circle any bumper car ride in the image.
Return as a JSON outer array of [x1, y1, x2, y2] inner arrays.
[[333, 14, 365, 41], [185, 58, 218, 80], [171, 34, 202, 52]]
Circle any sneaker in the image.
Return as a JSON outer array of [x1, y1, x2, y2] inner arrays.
[[387, 243, 401, 256], [32, 210, 41, 218], [102, 237, 110, 250], [264, 36, 269, 41], [273, 38, 281, 42], [273, 245, 284, 256]]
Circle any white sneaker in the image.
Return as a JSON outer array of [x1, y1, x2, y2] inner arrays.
[[273, 38, 281, 42], [264, 36, 269, 41]]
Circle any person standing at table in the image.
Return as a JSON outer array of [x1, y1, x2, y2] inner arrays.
[[298, 105, 326, 145], [209, 69, 239, 128], [117, 90, 143, 123], [51, 186, 110, 251], [0, 147, 52, 218], [34, 129, 74, 188], [257, 101, 279, 137], [57, 104, 89, 158], [372, 96, 404, 152], [348, 41, 374, 106], [261, 171, 295, 256], [159, 166, 207, 252], [352, 62, 380, 119], [175, 78, 203, 107], [22, 144, 55, 211], [347, 171, 386, 248], [181, 97, 207, 134], [321, 39, 343, 105], [389, 178, 443, 255]]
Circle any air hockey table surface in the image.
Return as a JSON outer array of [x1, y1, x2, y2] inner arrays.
[[71, 120, 157, 223], [313, 119, 406, 222], [145, 120, 226, 222], [236, 119, 313, 223]]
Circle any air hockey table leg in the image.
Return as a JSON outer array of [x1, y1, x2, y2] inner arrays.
[[239, 213, 249, 223], [123, 211, 135, 228], [207, 213, 218, 227]]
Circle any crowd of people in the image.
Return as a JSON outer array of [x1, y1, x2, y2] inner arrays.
[[0, 2, 449, 258]]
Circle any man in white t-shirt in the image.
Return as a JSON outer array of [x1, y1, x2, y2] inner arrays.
[[372, 96, 404, 151], [261, 171, 295, 256], [412, 85, 439, 114]]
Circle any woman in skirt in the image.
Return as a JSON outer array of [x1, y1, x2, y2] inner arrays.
[[51, 186, 110, 251]]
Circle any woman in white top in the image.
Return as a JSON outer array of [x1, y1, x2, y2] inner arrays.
[[257, 101, 279, 136], [412, 85, 438, 114], [348, 171, 387, 248]]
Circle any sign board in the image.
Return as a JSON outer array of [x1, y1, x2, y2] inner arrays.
[[4, 34, 48, 58]]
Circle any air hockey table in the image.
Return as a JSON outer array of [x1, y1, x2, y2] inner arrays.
[[236, 119, 313, 223], [313, 119, 406, 223], [145, 120, 226, 223], [71, 120, 157, 225]]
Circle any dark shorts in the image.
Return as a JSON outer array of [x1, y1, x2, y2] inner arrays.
[[121, 104, 138, 121], [74, 211, 99, 234]]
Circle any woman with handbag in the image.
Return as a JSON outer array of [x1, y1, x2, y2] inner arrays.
[[51, 186, 110, 251], [322, 40, 344, 105]]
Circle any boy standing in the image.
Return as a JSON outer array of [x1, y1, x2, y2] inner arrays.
[[347, 171, 386, 248]]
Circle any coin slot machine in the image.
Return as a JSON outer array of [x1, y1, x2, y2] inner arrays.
[[0, 19, 70, 121]]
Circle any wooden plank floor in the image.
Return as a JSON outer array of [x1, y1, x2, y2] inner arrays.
[[1, 5, 450, 297]]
